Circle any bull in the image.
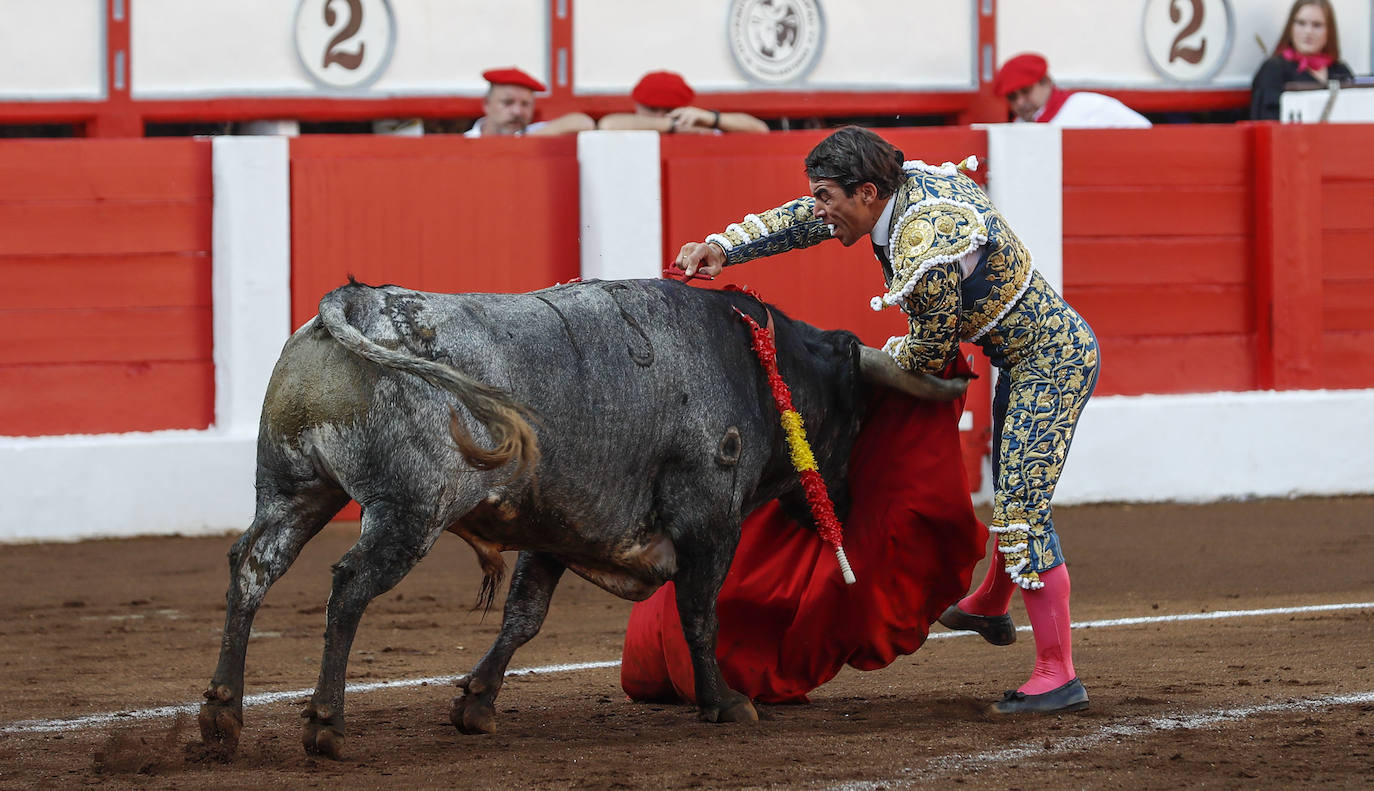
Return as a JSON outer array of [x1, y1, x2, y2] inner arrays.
[[198, 278, 964, 759]]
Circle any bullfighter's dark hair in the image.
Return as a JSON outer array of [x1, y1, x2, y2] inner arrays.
[[804, 126, 906, 199]]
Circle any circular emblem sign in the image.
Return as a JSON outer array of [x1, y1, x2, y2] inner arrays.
[[294, 0, 396, 90], [728, 0, 824, 85], [1142, 0, 1234, 83]]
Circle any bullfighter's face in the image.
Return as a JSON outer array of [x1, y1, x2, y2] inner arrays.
[[809, 178, 883, 247]]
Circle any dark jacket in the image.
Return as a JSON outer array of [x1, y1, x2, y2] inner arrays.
[[1250, 54, 1355, 120]]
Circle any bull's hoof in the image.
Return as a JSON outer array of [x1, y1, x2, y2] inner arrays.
[[300, 704, 346, 760], [448, 693, 496, 734], [198, 685, 242, 756], [197, 702, 243, 756], [699, 694, 758, 724]]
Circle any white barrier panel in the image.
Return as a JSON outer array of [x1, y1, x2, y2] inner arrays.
[[1282, 85, 1374, 123], [131, 0, 548, 98], [1057, 389, 1374, 504], [213, 137, 293, 434], [578, 131, 663, 280], [0, 1, 105, 100], [0, 138, 292, 543], [982, 124, 1062, 293], [574, 0, 976, 93]]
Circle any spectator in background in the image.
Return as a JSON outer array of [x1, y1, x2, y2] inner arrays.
[[1250, 0, 1354, 120], [464, 68, 594, 137], [598, 71, 769, 134], [994, 53, 1151, 128]]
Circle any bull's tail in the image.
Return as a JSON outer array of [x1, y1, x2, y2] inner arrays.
[[317, 284, 541, 483]]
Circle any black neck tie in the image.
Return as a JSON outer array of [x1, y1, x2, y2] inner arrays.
[[872, 241, 894, 286]]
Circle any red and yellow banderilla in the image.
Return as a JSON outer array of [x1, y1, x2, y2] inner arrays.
[[731, 288, 856, 585]]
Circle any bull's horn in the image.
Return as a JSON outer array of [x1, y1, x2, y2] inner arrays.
[[858, 346, 970, 402]]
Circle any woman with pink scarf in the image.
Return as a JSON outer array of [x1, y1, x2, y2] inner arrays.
[[1250, 0, 1355, 121]]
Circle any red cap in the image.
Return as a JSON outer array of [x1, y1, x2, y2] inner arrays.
[[993, 53, 1048, 97], [631, 71, 695, 109], [481, 67, 546, 92]]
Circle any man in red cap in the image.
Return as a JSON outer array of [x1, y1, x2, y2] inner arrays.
[[464, 67, 593, 137], [993, 53, 1150, 128], [598, 71, 768, 134]]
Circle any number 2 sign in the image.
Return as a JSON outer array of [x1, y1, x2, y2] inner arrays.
[[294, 0, 396, 89], [1143, 0, 1234, 83]]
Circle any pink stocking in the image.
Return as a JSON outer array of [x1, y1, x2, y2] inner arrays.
[[957, 545, 1016, 617], [1018, 563, 1076, 695]]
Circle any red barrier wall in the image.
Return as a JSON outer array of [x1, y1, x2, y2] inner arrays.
[[1062, 126, 1258, 396], [289, 136, 582, 327], [1308, 125, 1374, 389], [0, 139, 214, 436], [660, 129, 994, 487], [1063, 123, 1374, 396]]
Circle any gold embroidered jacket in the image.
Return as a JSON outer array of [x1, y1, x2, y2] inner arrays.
[[705, 162, 1034, 374]]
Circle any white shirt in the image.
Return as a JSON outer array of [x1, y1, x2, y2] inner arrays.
[[462, 118, 549, 138], [1031, 91, 1152, 129]]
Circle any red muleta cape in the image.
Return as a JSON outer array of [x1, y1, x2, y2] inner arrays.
[[620, 372, 987, 704]]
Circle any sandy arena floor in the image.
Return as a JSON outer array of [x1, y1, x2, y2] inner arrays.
[[1, 496, 1371, 789]]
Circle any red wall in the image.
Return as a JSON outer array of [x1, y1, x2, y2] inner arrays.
[[0, 139, 214, 436], [1063, 126, 1258, 395], [1062, 124, 1374, 396], [1310, 126, 1374, 389], [289, 136, 582, 327]]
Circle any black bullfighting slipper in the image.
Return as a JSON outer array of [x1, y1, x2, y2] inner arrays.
[[937, 604, 1017, 646], [989, 678, 1089, 715]]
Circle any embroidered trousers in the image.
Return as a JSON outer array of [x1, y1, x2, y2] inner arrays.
[[976, 270, 1100, 589]]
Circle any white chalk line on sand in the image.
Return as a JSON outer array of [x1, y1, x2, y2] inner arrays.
[[827, 690, 1374, 790], [4, 600, 1371, 735], [0, 661, 620, 735]]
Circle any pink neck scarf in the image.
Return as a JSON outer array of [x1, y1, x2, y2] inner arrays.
[[1281, 47, 1334, 75]]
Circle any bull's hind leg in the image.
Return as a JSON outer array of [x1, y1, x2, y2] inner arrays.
[[674, 527, 758, 723], [302, 501, 446, 759], [450, 550, 565, 734], [200, 485, 348, 756]]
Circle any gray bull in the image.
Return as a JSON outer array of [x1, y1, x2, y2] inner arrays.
[[198, 278, 963, 759]]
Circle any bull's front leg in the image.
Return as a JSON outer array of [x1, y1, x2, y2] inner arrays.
[[673, 534, 758, 724], [451, 550, 565, 734]]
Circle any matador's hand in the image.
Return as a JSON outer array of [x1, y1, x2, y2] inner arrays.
[[675, 241, 726, 277]]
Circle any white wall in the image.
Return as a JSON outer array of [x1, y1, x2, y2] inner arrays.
[[132, 0, 548, 98], [0, 0, 105, 100], [1059, 389, 1374, 504], [998, 0, 1371, 89], [574, 0, 975, 93]]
